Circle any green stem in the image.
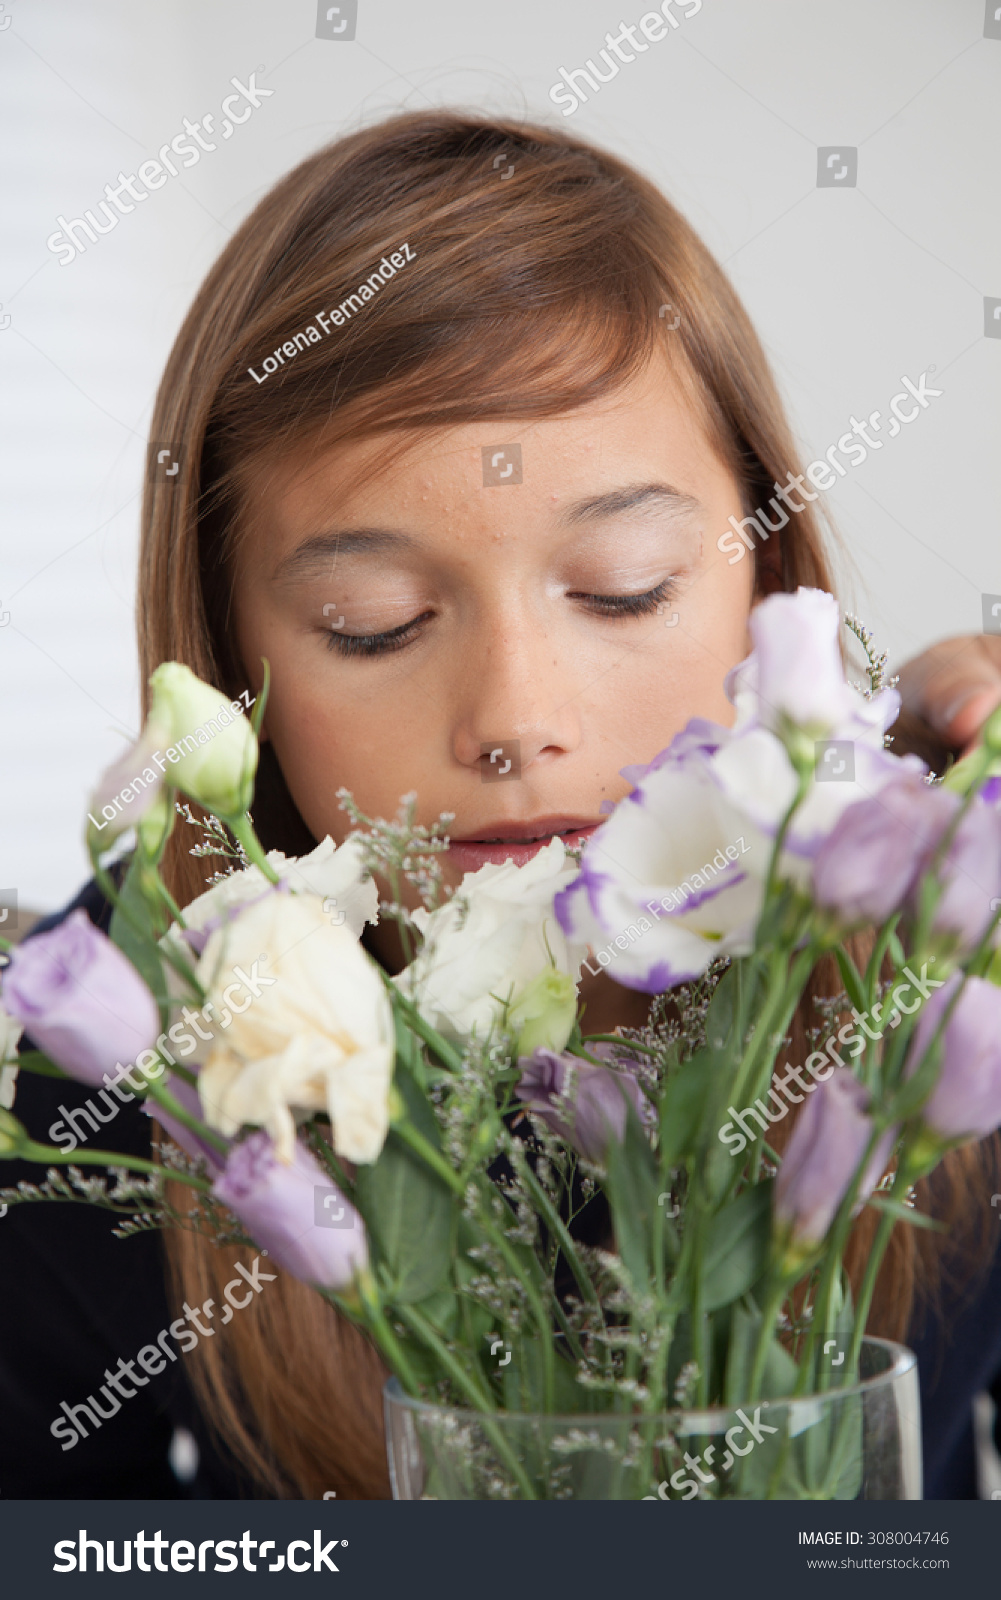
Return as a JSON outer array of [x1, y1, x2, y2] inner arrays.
[[389, 986, 465, 1074], [729, 952, 796, 1112], [142, 1076, 230, 1155], [351, 1274, 423, 1395], [791, 1124, 888, 1396], [92, 860, 204, 1004], [518, 1160, 601, 1316], [392, 1119, 555, 1408], [580, 1034, 660, 1057], [762, 768, 811, 904], [226, 813, 281, 884], [746, 1278, 787, 1402], [846, 1158, 918, 1375], [15, 1138, 212, 1190], [395, 1303, 539, 1500], [392, 1119, 463, 1194]]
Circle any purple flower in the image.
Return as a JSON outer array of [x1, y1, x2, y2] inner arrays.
[[905, 974, 1001, 1144], [619, 718, 730, 788], [748, 588, 857, 734], [775, 1068, 895, 1250], [2, 910, 159, 1088], [812, 774, 956, 925], [212, 1129, 368, 1289], [515, 1045, 651, 1163], [143, 1078, 225, 1172], [932, 800, 1001, 952]]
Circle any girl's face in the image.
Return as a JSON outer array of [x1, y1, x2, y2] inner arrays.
[[232, 353, 754, 917]]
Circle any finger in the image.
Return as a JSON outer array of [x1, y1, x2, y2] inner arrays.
[[952, 687, 1001, 754], [897, 637, 1001, 748]]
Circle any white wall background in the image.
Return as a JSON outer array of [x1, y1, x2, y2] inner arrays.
[[1, 0, 998, 910]]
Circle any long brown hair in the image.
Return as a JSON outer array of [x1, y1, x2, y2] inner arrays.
[[139, 110, 995, 1498]]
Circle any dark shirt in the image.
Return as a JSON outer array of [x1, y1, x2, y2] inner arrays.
[[0, 879, 253, 1499], [2, 877, 1000, 1499]]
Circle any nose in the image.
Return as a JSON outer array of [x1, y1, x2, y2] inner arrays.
[[451, 620, 582, 777]]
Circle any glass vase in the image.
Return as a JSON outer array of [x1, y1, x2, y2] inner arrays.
[[384, 1337, 920, 1501]]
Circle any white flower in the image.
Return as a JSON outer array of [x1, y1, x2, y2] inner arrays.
[[556, 756, 769, 990], [169, 834, 378, 953], [710, 714, 917, 873], [0, 1004, 23, 1110], [149, 663, 258, 819], [557, 592, 922, 989], [196, 892, 394, 1164], [395, 838, 584, 1045]]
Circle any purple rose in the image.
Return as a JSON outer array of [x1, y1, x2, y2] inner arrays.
[[2, 910, 159, 1088], [143, 1078, 225, 1172], [515, 1045, 651, 1163], [775, 1068, 895, 1249], [212, 1130, 368, 1290], [905, 973, 1001, 1144], [931, 800, 1001, 953], [812, 774, 956, 926]]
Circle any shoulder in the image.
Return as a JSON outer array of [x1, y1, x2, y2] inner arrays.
[[20, 868, 122, 945]]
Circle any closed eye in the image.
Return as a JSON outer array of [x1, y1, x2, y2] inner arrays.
[[569, 577, 678, 618], [323, 610, 435, 657]]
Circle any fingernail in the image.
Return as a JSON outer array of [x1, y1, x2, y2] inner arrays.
[[939, 687, 1001, 731], [939, 689, 988, 728]]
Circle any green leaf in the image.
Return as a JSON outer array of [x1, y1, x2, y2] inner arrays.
[[250, 658, 270, 738], [700, 1182, 772, 1312], [886, 1036, 942, 1122], [867, 1195, 945, 1232], [356, 1053, 454, 1304], [704, 961, 744, 1051], [604, 1100, 659, 1288], [356, 1131, 452, 1304], [13, 1049, 69, 1080], [657, 1055, 715, 1169], [834, 946, 867, 1016], [108, 852, 170, 1018]]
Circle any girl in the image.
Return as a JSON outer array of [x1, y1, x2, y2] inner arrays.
[[5, 110, 1001, 1501]]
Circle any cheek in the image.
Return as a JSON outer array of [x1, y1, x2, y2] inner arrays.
[[261, 656, 452, 843], [586, 561, 751, 753]]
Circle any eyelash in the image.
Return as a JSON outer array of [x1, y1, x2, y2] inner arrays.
[[571, 577, 677, 618], [323, 579, 678, 659], [324, 612, 435, 658]]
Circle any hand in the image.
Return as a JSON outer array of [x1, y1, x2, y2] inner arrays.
[[896, 635, 1001, 756]]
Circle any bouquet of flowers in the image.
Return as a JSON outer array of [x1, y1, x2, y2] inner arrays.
[[4, 589, 1001, 1501]]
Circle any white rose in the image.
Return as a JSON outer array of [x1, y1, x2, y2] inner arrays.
[[0, 1003, 23, 1110], [395, 838, 584, 1045], [196, 891, 393, 1164]]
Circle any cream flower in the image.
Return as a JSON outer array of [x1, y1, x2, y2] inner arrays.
[[0, 1003, 23, 1110], [169, 834, 378, 953], [196, 891, 393, 1164], [395, 838, 584, 1046]]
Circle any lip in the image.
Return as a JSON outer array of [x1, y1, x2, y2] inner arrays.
[[446, 815, 602, 872]]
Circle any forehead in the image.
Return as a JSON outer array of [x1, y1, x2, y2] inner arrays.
[[237, 350, 725, 556]]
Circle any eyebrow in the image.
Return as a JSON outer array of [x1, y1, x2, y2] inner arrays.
[[559, 483, 702, 526], [274, 483, 702, 581], [273, 528, 415, 581]]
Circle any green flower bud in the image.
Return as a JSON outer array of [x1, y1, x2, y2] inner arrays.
[[137, 785, 175, 862], [0, 1107, 29, 1157], [148, 663, 258, 821], [509, 969, 577, 1058]]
